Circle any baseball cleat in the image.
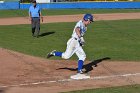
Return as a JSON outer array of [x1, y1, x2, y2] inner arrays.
[[77, 70, 84, 74], [47, 50, 56, 58], [70, 73, 90, 80]]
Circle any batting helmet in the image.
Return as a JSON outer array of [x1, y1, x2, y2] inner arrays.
[[83, 14, 94, 22]]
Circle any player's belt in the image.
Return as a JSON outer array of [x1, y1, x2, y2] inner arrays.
[[74, 37, 78, 40], [32, 17, 39, 18]]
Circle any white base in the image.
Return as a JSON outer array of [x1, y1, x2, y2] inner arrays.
[[70, 73, 90, 80]]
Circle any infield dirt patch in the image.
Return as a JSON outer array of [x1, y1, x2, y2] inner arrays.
[[0, 13, 140, 25], [0, 48, 140, 93]]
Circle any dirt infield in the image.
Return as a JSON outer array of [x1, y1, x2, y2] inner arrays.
[[0, 48, 140, 93], [0, 13, 140, 93], [0, 13, 140, 25]]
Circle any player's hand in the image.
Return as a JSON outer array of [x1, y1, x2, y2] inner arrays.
[[79, 37, 85, 46], [41, 17, 43, 22], [29, 17, 32, 21]]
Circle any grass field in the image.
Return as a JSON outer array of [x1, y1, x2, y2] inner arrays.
[[0, 19, 140, 61], [63, 84, 140, 93], [0, 9, 140, 18]]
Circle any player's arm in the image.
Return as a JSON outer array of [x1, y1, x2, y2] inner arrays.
[[29, 12, 32, 21], [39, 10, 43, 22], [75, 27, 85, 46], [75, 27, 81, 38], [29, 8, 32, 21]]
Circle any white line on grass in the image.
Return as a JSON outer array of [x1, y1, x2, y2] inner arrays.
[[0, 73, 140, 88]]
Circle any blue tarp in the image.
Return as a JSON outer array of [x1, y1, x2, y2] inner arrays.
[[20, 2, 140, 9], [0, 2, 140, 9], [0, 1, 19, 9]]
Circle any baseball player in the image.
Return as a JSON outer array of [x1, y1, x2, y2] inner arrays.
[[47, 14, 94, 79], [29, 0, 43, 38]]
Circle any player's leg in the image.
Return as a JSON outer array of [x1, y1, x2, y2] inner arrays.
[[36, 18, 40, 38], [75, 47, 86, 73], [47, 38, 77, 59], [61, 38, 78, 59], [70, 47, 90, 79], [31, 18, 36, 37], [47, 50, 62, 58]]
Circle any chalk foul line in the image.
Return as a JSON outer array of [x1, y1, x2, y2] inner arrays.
[[0, 73, 140, 88]]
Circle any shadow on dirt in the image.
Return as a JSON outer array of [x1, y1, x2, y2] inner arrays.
[[0, 89, 5, 93], [56, 57, 111, 73]]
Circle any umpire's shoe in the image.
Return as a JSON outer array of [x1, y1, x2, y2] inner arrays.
[[47, 50, 56, 58]]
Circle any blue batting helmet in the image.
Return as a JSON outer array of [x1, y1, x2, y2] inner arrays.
[[83, 14, 94, 22]]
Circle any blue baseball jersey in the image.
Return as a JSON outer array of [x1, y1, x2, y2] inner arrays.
[[29, 5, 40, 17], [72, 20, 87, 39]]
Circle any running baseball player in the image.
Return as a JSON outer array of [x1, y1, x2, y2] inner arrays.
[[47, 14, 94, 79]]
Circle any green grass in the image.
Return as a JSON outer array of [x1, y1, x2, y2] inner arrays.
[[0, 19, 140, 61], [0, 9, 140, 18], [62, 84, 140, 93]]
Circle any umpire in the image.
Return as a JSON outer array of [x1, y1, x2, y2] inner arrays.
[[29, 0, 43, 38]]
